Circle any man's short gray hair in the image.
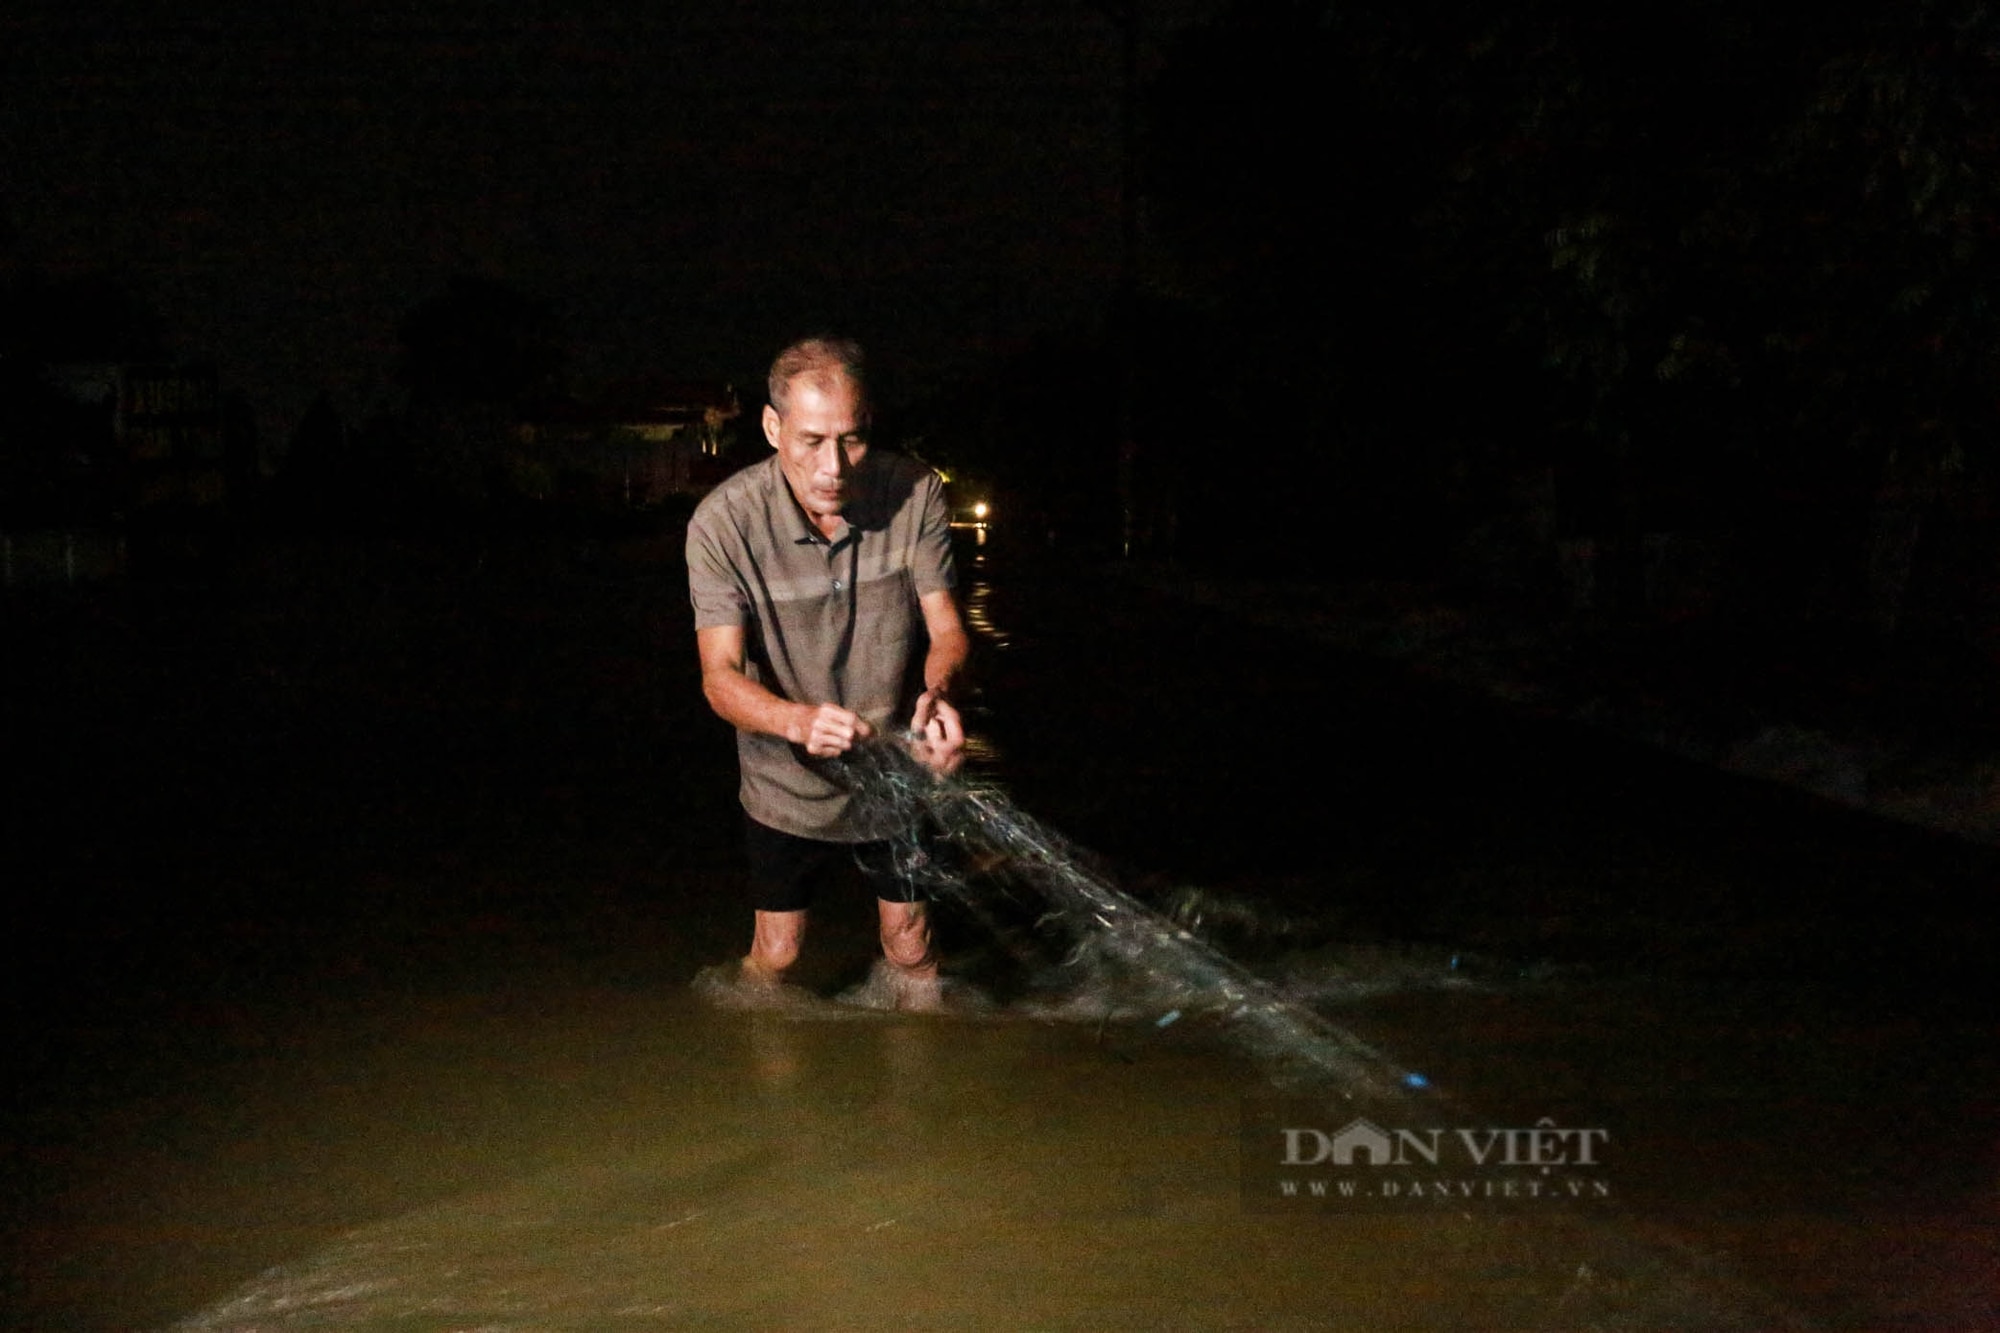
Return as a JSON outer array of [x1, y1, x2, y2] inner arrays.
[[767, 336, 867, 417]]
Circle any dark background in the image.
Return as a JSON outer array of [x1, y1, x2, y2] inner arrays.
[[1, 0, 1143, 424], [10, 0, 2000, 675]]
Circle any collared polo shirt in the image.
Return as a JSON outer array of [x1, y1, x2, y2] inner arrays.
[[686, 451, 956, 841]]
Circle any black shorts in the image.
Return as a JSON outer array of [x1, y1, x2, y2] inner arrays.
[[742, 814, 920, 913]]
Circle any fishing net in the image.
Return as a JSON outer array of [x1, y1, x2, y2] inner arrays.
[[834, 736, 1425, 1101]]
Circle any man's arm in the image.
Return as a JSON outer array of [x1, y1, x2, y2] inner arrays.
[[908, 587, 970, 774], [697, 624, 872, 757], [917, 587, 970, 701]]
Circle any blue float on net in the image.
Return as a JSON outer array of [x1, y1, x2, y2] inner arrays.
[[1404, 1072, 1431, 1090]]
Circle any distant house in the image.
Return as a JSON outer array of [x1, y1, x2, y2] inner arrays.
[[36, 361, 227, 513], [514, 379, 740, 509], [2, 362, 229, 586], [120, 364, 228, 512]]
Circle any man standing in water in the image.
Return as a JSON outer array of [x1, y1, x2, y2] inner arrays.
[[686, 337, 968, 1009]]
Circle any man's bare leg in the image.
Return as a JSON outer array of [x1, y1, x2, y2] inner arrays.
[[877, 899, 941, 1010], [744, 909, 807, 985]]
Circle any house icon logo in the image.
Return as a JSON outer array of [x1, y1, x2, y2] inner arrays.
[[1330, 1117, 1395, 1165]]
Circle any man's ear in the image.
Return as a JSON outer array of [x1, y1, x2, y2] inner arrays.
[[762, 404, 781, 450]]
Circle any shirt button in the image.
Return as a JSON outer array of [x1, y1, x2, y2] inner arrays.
[[831, 578, 844, 590]]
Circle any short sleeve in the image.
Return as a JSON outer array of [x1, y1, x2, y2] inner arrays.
[[911, 470, 958, 596], [686, 506, 750, 629]]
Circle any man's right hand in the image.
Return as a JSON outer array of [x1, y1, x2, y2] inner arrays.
[[698, 627, 873, 756], [793, 702, 873, 757]]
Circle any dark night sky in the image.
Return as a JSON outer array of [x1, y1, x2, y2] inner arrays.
[[3, 0, 1207, 435]]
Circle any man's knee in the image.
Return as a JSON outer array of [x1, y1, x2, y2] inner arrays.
[[750, 938, 801, 974], [878, 906, 932, 970], [750, 910, 807, 975]]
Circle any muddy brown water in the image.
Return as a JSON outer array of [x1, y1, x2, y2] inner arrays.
[[3, 531, 1994, 1329]]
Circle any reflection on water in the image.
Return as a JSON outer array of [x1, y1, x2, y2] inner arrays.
[[961, 553, 1011, 654], [958, 552, 1008, 770]]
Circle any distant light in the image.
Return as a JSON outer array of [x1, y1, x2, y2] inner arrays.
[[972, 502, 989, 519]]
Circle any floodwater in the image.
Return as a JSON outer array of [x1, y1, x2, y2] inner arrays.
[[3, 529, 1995, 1329]]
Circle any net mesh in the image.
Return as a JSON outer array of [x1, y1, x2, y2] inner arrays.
[[836, 737, 1425, 1101]]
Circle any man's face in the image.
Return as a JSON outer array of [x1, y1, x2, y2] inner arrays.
[[764, 373, 868, 524]]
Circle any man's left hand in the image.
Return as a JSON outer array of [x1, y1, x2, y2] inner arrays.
[[908, 691, 965, 776]]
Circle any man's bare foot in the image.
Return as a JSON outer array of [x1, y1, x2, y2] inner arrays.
[[693, 960, 812, 1011], [837, 958, 947, 1013], [890, 968, 944, 1014]]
